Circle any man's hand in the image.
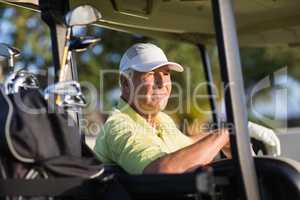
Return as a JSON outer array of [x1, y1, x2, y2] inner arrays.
[[221, 141, 232, 158], [248, 122, 281, 156]]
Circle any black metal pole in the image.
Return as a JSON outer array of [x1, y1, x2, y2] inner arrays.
[[39, 0, 70, 82], [211, 0, 260, 200], [197, 44, 219, 127], [39, 0, 70, 115], [70, 52, 85, 142]]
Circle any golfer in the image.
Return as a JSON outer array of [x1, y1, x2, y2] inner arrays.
[[94, 43, 280, 174]]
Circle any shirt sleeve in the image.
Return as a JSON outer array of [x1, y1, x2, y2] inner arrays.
[[103, 116, 168, 174]]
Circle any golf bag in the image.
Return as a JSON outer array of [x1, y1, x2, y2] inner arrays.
[[0, 87, 130, 199], [0, 87, 103, 177]]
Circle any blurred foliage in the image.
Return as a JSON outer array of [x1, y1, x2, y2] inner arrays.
[[0, 3, 299, 135]]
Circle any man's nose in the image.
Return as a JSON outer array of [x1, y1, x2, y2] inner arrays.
[[154, 73, 164, 88]]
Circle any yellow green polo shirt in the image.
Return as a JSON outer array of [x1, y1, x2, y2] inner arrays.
[[94, 99, 193, 174]]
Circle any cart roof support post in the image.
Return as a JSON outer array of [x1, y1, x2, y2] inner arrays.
[[211, 0, 260, 199], [197, 44, 219, 127], [39, 0, 70, 82]]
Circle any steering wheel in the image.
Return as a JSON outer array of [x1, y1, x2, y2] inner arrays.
[[251, 138, 268, 155]]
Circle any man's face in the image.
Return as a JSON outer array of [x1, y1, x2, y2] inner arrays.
[[130, 65, 172, 114]]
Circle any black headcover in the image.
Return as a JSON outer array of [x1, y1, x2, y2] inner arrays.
[[0, 88, 103, 178]]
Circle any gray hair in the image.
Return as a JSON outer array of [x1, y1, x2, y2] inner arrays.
[[119, 68, 134, 87]]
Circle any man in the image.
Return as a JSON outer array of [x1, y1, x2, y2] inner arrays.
[[94, 43, 280, 174]]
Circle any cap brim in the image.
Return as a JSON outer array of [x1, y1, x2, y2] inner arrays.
[[131, 61, 184, 72]]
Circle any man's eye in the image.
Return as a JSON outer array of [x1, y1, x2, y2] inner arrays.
[[163, 71, 170, 76], [145, 72, 154, 77]]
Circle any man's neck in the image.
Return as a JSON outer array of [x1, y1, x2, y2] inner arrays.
[[121, 96, 158, 128], [140, 113, 157, 128]]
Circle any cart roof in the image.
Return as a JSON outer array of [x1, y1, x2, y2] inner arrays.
[[2, 0, 300, 46]]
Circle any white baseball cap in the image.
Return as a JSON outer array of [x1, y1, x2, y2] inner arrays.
[[119, 43, 184, 73]]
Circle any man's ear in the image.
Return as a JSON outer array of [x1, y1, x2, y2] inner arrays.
[[120, 75, 129, 89]]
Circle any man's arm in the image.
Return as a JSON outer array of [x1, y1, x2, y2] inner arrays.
[[190, 131, 232, 158], [143, 129, 229, 174], [189, 133, 207, 143]]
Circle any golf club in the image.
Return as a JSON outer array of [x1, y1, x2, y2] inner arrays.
[[69, 36, 101, 52], [44, 80, 87, 111], [0, 43, 20, 68], [4, 69, 39, 94], [54, 5, 101, 130], [59, 5, 102, 82], [0, 43, 39, 94]]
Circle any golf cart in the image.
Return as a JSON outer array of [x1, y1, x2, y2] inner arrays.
[[0, 0, 300, 200]]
